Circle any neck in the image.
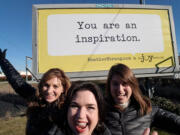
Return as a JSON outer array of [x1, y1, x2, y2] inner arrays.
[[117, 100, 130, 110]]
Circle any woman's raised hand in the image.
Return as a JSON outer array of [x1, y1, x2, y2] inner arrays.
[[0, 49, 7, 60], [143, 128, 158, 135]]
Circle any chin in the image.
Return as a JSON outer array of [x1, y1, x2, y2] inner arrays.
[[46, 99, 56, 103], [118, 100, 126, 104]]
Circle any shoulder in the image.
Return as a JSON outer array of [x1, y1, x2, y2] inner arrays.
[[47, 124, 65, 135], [151, 105, 180, 119], [94, 124, 112, 135], [102, 126, 112, 135], [151, 105, 169, 115]]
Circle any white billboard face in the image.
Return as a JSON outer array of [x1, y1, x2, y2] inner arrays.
[[47, 14, 163, 56]]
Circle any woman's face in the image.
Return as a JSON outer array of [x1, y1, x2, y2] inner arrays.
[[110, 74, 132, 104], [42, 77, 63, 103], [67, 90, 99, 135]]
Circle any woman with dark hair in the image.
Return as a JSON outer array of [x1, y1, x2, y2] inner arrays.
[[49, 81, 111, 135], [0, 49, 71, 135], [105, 63, 180, 135]]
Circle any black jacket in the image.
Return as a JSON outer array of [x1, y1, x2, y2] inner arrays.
[[105, 104, 180, 135], [47, 123, 112, 135], [0, 58, 36, 99], [0, 58, 61, 135]]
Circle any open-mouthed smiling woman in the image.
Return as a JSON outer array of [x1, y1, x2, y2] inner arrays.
[[0, 49, 71, 135], [49, 81, 111, 135]]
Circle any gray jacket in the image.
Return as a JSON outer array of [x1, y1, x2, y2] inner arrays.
[[105, 104, 180, 135]]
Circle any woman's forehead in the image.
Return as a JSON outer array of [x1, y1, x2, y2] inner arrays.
[[72, 90, 97, 105]]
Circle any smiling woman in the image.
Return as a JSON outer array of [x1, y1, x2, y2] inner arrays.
[[49, 82, 111, 135], [0, 49, 71, 135], [67, 90, 99, 135], [42, 77, 64, 103], [105, 63, 180, 135], [38, 69, 68, 105]]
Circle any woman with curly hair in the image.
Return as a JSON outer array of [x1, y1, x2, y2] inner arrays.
[[0, 49, 71, 135]]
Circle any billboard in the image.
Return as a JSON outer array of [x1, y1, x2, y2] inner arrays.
[[32, 4, 179, 80]]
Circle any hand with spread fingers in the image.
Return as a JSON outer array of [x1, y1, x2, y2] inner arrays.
[[143, 128, 158, 135], [0, 49, 7, 60]]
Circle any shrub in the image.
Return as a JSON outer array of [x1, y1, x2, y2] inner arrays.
[[151, 96, 180, 115]]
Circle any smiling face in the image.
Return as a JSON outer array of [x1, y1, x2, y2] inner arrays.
[[42, 77, 64, 103], [67, 90, 99, 135], [110, 75, 132, 105]]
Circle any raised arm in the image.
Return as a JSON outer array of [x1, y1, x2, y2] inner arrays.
[[0, 49, 36, 99], [152, 106, 180, 134]]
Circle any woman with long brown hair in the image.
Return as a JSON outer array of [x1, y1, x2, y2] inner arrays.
[[0, 49, 71, 135], [105, 63, 180, 135]]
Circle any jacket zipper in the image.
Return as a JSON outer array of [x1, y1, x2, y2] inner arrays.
[[120, 112, 126, 135]]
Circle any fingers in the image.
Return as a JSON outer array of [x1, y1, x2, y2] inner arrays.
[[0, 49, 7, 59], [3, 49, 7, 53], [142, 128, 158, 135], [151, 131, 158, 135], [3, 49, 7, 57], [143, 128, 150, 135], [0, 49, 7, 54]]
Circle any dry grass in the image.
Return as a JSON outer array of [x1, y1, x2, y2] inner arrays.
[[0, 100, 26, 117], [0, 82, 27, 135], [0, 116, 26, 135], [0, 81, 38, 94], [0, 82, 175, 135], [0, 82, 27, 118], [0, 82, 16, 94]]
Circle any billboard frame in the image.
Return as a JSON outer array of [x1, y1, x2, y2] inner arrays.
[[32, 4, 179, 81]]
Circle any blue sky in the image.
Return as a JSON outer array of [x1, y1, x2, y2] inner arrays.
[[0, 0, 179, 71]]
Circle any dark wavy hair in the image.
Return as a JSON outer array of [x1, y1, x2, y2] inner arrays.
[[106, 63, 152, 115], [63, 81, 106, 133]]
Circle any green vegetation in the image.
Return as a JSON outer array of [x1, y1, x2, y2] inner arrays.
[[152, 128, 176, 135], [152, 96, 180, 115]]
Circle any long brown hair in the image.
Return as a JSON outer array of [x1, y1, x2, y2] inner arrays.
[[106, 63, 152, 115], [37, 68, 71, 107]]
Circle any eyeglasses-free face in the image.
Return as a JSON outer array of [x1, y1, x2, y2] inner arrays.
[[67, 90, 99, 135], [42, 77, 63, 103], [110, 74, 132, 105]]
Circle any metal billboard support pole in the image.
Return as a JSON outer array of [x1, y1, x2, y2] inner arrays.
[[26, 56, 32, 82], [26, 56, 39, 82], [140, 0, 145, 4], [140, 0, 143, 4]]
